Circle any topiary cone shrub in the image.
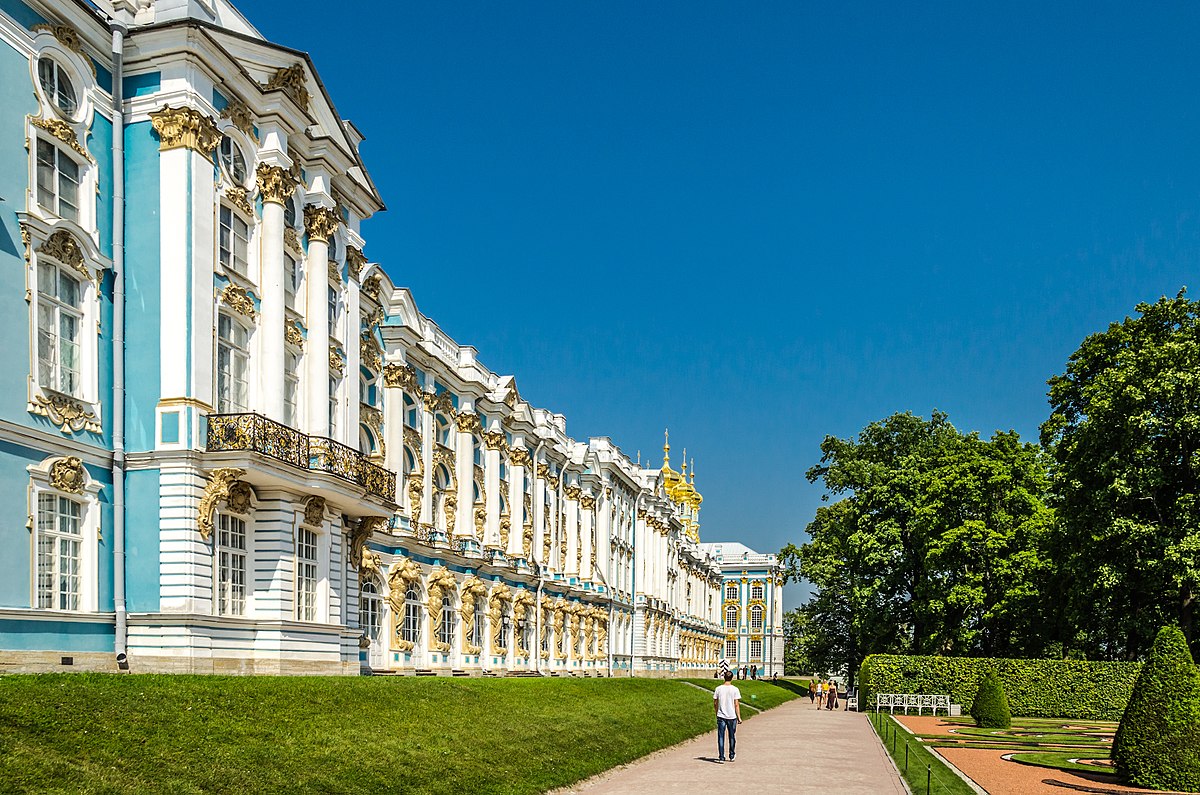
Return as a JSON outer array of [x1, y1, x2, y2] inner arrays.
[[970, 669, 1011, 729], [1112, 626, 1200, 791]]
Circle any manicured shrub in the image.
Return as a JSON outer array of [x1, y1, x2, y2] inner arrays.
[[1112, 626, 1200, 791], [970, 669, 1011, 728], [857, 654, 1141, 720]]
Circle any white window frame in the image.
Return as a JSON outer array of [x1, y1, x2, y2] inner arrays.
[[35, 138, 82, 223], [750, 604, 764, 631], [402, 585, 421, 644], [725, 605, 738, 630], [218, 204, 251, 277], [216, 312, 251, 413], [35, 260, 85, 398], [725, 639, 737, 659], [750, 639, 763, 661], [284, 253, 301, 311], [438, 595, 455, 648], [328, 375, 340, 437], [295, 526, 319, 622], [751, 583, 764, 601], [27, 457, 101, 613], [725, 583, 738, 601], [37, 56, 79, 119], [360, 579, 382, 641], [214, 512, 249, 617]]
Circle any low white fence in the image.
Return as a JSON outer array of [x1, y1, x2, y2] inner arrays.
[[874, 693, 951, 715]]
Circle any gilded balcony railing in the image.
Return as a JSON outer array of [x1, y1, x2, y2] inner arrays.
[[206, 413, 397, 503]]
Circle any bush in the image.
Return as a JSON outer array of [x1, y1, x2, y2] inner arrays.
[[1112, 626, 1200, 791], [970, 669, 1011, 728], [858, 654, 1141, 720]]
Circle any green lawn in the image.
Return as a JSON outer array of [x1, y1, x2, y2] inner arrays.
[[870, 712, 976, 795], [680, 677, 805, 712], [0, 674, 746, 795]]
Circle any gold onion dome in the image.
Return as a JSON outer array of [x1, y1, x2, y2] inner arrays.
[[661, 429, 682, 490]]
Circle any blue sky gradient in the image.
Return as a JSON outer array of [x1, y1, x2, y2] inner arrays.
[[251, 1, 1200, 609]]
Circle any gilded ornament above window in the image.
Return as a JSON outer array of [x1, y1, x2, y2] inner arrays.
[[220, 284, 256, 320], [283, 227, 303, 254], [422, 390, 454, 415], [263, 64, 309, 111], [361, 274, 382, 301], [360, 329, 382, 371], [30, 117, 92, 162], [220, 97, 255, 137], [329, 345, 345, 375], [49, 456, 86, 493], [223, 186, 254, 218], [346, 246, 367, 282], [284, 318, 304, 349], [149, 106, 220, 154]]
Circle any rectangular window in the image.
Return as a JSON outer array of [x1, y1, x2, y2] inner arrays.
[[327, 286, 339, 335], [403, 591, 421, 643], [218, 206, 249, 275], [36, 263, 82, 397], [473, 606, 486, 648], [215, 514, 247, 616], [284, 255, 300, 310], [328, 376, 339, 435], [216, 314, 249, 413], [751, 584, 764, 601], [36, 493, 81, 610], [284, 352, 300, 427], [725, 639, 737, 659], [296, 527, 318, 621], [725, 584, 738, 601], [750, 639, 762, 660], [439, 600, 455, 647], [36, 139, 80, 222], [750, 606, 764, 631]]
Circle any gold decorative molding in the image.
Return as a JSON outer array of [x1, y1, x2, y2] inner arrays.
[[219, 97, 255, 137], [30, 392, 99, 434], [442, 490, 457, 534], [360, 329, 382, 372], [255, 163, 294, 205], [303, 204, 339, 242], [564, 485, 582, 501], [386, 555, 422, 651], [422, 391, 455, 415], [348, 515, 387, 575], [383, 363, 419, 391], [19, 223, 31, 265], [402, 426, 422, 451], [361, 274, 382, 301], [283, 227, 303, 255], [579, 494, 596, 510], [489, 582, 512, 656], [406, 473, 423, 525], [30, 116, 92, 163], [329, 346, 344, 376], [284, 318, 304, 349], [197, 468, 250, 541], [483, 430, 507, 452], [31, 24, 93, 73], [454, 411, 482, 434], [223, 186, 254, 218], [149, 106, 220, 154], [327, 260, 341, 282], [302, 495, 326, 527], [509, 448, 531, 468], [433, 444, 456, 477], [499, 513, 511, 548], [473, 504, 486, 538], [220, 284, 256, 320], [49, 456, 85, 493], [426, 566, 457, 652], [264, 64, 309, 111], [536, 462, 550, 479], [459, 575, 488, 654], [35, 230, 88, 283], [346, 246, 367, 282]]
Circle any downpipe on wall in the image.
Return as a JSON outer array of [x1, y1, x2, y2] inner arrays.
[[109, 17, 129, 671]]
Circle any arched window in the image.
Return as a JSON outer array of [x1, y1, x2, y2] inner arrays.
[[216, 313, 249, 412], [360, 579, 382, 642], [38, 57, 78, 116], [403, 393, 418, 428], [283, 195, 298, 228], [750, 604, 763, 631], [215, 512, 248, 616], [435, 413, 452, 446], [359, 425, 377, 457], [438, 594, 455, 647], [724, 583, 737, 602], [725, 605, 738, 630], [37, 261, 83, 397], [402, 585, 421, 643]]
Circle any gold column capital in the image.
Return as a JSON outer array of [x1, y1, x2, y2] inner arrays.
[[149, 106, 220, 155]]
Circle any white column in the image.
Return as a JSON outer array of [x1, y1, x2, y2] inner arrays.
[[507, 448, 526, 557], [532, 462, 546, 564], [303, 202, 337, 436], [580, 493, 594, 581], [420, 391, 434, 525], [256, 161, 290, 422], [454, 411, 474, 538], [597, 489, 612, 583], [484, 433, 502, 548], [344, 271, 361, 445], [564, 486, 580, 575]]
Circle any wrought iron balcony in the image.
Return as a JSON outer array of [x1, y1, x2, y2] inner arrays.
[[206, 412, 397, 503]]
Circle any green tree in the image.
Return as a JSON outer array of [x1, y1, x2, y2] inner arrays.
[[1042, 291, 1200, 659], [796, 411, 1055, 683], [970, 669, 1012, 729], [782, 608, 810, 675], [1112, 626, 1200, 790]]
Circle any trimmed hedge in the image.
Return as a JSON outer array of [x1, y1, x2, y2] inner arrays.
[[970, 669, 1011, 728], [1112, 626, 1200, 791], [858, 654, 1141, 720]]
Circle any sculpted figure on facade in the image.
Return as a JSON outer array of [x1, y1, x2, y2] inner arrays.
[[348, 516, 387, 575], [473, 504, 486, 539], [458, 576, 488, 654], [197, 468, 248, 541], [425, 566, 457, 652], [512, 590, 534, 657], [488, 583, 512, 656], [406, 473, 423, 525], [552, 600, 566, 657], [442, 491, 457, 535], [386, 555, 423, 634]]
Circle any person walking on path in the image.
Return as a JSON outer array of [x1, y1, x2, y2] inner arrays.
[[714, 671, 742, 763], [815, 680, 825, 710], [826, 681, 839, 711], [808, 680, 817, 704]]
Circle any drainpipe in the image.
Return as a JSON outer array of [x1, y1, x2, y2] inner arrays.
[[531, 441, 544, 674], [110, 17, 128, 671]]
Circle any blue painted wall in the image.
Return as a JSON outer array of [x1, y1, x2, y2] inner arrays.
[[123, 119, 160, 453], [0, 0, 46, 29], [124, 467, 160, 612], [0, 617, 114, 652]]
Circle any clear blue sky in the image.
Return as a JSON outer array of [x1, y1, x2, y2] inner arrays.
[[251, 1, 1200, 610]]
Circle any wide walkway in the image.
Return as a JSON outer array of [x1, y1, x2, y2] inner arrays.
[[560, 696, 908, 794]]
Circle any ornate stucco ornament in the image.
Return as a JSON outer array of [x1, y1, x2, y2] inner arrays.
[[347, 515, 387, 575], [283, 227, 303, 255], [509, 448, 532, 468], [426, 566, 458, 652], [197, 468, 251, 541], [489, 582, 512, 656], [220, 97, 255, 138], [402, 426, 422, 450], [499, 514, 511, 548], [386, 556, 422, 651], [220, 284, 256, 321], [564, 484, 582, 502], [361, 274, 382, 301], [346, 246, 367, 282], [522, 519, 534, 560], [223, 186, 254, 218], [455, 411, 482, 434], [303, 204, 339, 242], [263, 64, 309, 111], [552, 600, 567, 657], [406, 473, 423, 525], [329, 346, 344, 376], [433, 444, 456, 476], [383, 363, 419, 391], [31, 24, 93, 73], [302, 495, 326, 527], [30, 392, 100, 434], [149, 106, 220, 154], [36, 230, 91, 284], [327, 261, 341, 283], [360, 330, 382, 372], [442, 491, 457, 534], [422, 390, 455, 415], [536, 462, 550, 480], [49, 456, 85, 493], [483, 430, 507, 452], [473, 504, 486, 538], [29, 116, 92, 161], [284, 318, 304, 349], [579, 494, 596, 510], [512, 590, 535, 656], [458, 575, 488, 654], [255, 163, 295, 205]]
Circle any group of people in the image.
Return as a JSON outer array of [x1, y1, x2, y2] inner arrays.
[[809, 679, 839, 710]]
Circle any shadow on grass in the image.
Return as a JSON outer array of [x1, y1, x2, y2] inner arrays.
[[764, 678, 811, 697]]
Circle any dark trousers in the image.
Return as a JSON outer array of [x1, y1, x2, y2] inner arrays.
[[716, 717, 737, 760]]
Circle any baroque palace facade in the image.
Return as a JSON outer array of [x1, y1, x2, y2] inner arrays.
[[0, 0, 782, 676]]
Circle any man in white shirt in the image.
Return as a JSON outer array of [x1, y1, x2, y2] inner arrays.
[[713, 671, 742, 763]]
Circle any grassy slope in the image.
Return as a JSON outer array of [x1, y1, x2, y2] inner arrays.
[[0, 675, 729, 795]]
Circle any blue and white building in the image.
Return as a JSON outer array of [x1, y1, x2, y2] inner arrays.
[[700, 542, 786, 676], [0, 0, 750, 677]]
